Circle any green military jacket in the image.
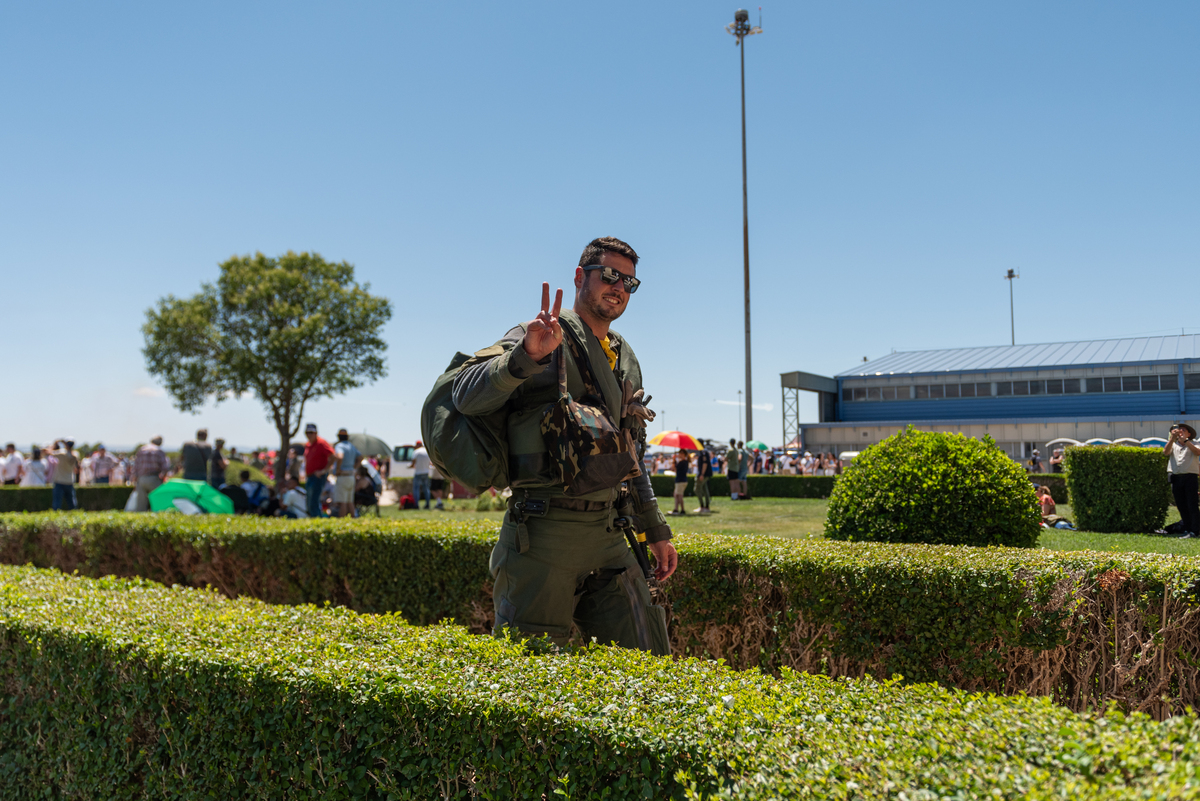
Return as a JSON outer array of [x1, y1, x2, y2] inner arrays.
[[452, 310, 670, 542]]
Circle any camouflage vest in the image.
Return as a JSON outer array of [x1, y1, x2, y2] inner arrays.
[[507, 310, 644, 500]]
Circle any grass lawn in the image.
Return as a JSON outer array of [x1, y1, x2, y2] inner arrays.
[[380, 494, 1200, 557]]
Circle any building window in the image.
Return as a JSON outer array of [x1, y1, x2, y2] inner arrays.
[[854, 387, 867, 401], [867, 387, 882, 401], [1028, 380, 1044, 395], [1137, 375, 1158, 391], [1185, 374, 1200, 391], [915, 385, 928, 399], [959, 382, 975, 397], [1086, 377, 1103, 393], [1162, 374, 1179, 391], [1064, 379, 1081, 394], [996, 382, 1012, 396], [976, 382, 993, 396], [1012, 381, 1029, 396], [1046, 379, 1063, 394], [881, 386, 897, 400], [1104, 376, 1123, 392], [928, 384, 944, 399]]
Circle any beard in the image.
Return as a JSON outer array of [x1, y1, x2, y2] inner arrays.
[[583, 291, 626, 323]]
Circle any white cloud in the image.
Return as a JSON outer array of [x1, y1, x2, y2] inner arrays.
[[134, 387, 165, 398]]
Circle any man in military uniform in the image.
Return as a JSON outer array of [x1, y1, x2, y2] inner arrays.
[[452, 236, 676, 654]]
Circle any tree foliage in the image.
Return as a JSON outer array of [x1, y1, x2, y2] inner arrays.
[[142, 251, 392, 477]]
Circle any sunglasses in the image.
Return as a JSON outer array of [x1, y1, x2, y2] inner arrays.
[[581, 264, 640, 294]]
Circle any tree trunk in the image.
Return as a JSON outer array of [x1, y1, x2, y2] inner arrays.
[[275, 425, 290, 490]]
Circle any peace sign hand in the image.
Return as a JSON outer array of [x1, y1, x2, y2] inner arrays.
[[523, 282, 563, 362]]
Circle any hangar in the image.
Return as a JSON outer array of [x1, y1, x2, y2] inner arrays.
[[783, 335, 1200, 461]]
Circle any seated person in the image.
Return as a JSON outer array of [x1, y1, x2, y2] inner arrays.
[[239, 470, 264, 502], [354, 464, 380, 515], [1037, 485, 1056, 517], [277, 478, 308, 518]]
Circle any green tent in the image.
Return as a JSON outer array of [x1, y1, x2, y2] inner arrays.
[[148, 479, 234, 515]]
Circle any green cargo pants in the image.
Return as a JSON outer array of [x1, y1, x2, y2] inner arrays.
[[694, 475, 711, 509], [490, 504, 670, 655]]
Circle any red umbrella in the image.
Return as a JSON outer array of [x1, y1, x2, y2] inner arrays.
[[648, 430, 702, 450]]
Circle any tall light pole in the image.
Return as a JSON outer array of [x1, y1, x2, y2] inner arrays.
[[1004, 269, 1019, 345], [727, 8, 761, 439]]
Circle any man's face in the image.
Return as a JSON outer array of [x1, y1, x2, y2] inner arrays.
[[575, 251, 635, 324], [305, 431, 317, 442], [4, 446, 12, 455]]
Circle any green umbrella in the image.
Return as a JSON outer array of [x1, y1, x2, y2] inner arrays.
[[148, 479, 235, 515], [348, 432, 392, 459], [745, 439, 770, 451]]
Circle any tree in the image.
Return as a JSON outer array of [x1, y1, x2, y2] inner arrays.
[[143, 251, 392, 485]]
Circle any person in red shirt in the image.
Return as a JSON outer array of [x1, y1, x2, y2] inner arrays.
[[303, 423, 335, 518]]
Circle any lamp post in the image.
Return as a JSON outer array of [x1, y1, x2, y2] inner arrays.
[[727, 8, 761, 440], [1004, 269, 1019, 345]]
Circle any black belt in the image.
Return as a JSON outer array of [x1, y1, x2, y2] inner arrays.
[[549, 498, 613, 512]]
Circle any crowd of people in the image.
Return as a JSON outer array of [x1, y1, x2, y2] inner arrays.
[[0, 423, 389, 517], [647, 444, 842, 480]]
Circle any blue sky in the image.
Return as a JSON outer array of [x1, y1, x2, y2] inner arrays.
[[3, 2, 1197, 451]]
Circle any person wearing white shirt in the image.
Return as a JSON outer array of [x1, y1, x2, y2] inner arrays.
[[2, 444, 24, 485], [410, 441, 432, 510], [19, 448, 47, 486], [1165, 423, 1200, 538], [279, 478, 308, 518]]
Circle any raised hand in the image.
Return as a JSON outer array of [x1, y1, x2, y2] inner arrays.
[[523, 282, 563, 362]]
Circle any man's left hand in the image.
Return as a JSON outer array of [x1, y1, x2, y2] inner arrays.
[[648, 540, 678, 581]]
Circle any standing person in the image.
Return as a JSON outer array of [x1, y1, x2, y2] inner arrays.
[[429, 462, 446, 510], [693, 445, 712, 515], [726, 438, 742, 500], [180, 429, 213, 482], [302, 423, 334, 518], [1050, 448, 1064, 473], [1165, 423, 1200, 538], [50, 439, 79, 510], [1030, 449, 1043, 473], [332, 428, 362, 517], [450, 236, 675, 654], [209, 438, 228, 489], [1, 443, 24, 485], [411, 440, 432, 510], [20, 448, 47, 486], [90, 445, 117, 484], [737, 440, 752, 500], [131, 436, 170, 511], [671, 449, 690, 515]]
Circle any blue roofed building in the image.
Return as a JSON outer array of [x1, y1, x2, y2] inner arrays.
[[783, 335, 1200, 464]]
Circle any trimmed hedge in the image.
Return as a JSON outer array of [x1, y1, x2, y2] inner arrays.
[[1065, 446, 1171, 533], [826, 429, 1041, 547], [4, 565, 1200, 799], [0, 485, 132, 513], [4, 513, 1200, 715], [648, 474, 837, 499]]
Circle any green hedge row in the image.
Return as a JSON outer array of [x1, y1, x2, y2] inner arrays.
[[648, 474, 838, 499], [1065, 446, 1172, 533], [0, 485, 132, 513], [4, 565, 1200, 799], [4, 512, 1200, 715]]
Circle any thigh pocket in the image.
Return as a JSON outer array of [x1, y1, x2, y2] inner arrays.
[[490, 521, 517, 578]]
